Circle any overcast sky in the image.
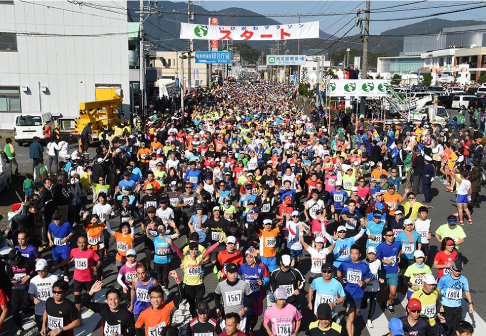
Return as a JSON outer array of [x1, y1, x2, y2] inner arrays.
[[169, 1, 486, 35]]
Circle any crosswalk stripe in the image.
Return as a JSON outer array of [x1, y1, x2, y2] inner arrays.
[[73, 288, 108, 336]]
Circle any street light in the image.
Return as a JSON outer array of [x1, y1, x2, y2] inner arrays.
[[346, 48, 351, 68]]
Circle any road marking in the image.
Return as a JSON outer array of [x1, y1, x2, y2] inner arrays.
[[73, 288, 107, 336], [360, 293, 389, 335], [461, 298, 486, 329]]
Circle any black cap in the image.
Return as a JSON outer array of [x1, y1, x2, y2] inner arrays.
[[8, 249, 20, 260], [321, 263, 333, 272], [195, 204, 204, 210], [197, 301, 209, 314], [452, 259, 464, 271], [189, 242, 198, 250], [225, 263, 238, 274], [317, 303, 332, 320]]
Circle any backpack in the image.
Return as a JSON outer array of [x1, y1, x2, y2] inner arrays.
[[39, 165, 48, 180]]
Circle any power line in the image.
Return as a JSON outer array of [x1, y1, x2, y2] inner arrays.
[[369, 3, 486, 21]]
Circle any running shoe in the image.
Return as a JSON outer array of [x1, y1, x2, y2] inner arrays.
[[458, 221, 464, 226], [453, 212, 459, 216], [387, 303, 395, 314], [367, 319, 374, 328], [467, 220, 473, 225], [16, 330, 25, 336]]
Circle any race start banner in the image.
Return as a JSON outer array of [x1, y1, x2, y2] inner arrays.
[[326, 79, 391, 97], [180, 21, 319, 41]]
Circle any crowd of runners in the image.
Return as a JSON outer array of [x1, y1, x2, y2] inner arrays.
[[0, 77, 481, 336]]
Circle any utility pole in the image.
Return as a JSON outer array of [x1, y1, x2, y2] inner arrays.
[[208, 17, 211, 89], [360, 0, 371, 116], [187, 0, 192, 92], [139, 0, 145, 116], [297, 11, 301, 85]]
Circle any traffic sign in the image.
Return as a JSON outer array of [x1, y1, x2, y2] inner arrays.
[[266, 55, 306, 66], [195, 51, 232, 64]]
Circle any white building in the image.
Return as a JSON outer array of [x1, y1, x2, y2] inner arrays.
[[0, 0, 130, 129]]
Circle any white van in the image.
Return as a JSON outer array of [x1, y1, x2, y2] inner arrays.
[[451, 95, 476, 109], [14, 112, 55, 145]]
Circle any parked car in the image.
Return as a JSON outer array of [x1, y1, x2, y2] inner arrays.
[[14, 112, 56, 146], [468, 97, 486, 110], [451, 95, 476, 109]]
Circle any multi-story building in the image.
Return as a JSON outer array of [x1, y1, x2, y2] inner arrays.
[[0, 0, 130, 129]]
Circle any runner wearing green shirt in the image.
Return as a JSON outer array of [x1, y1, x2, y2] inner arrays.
[[457, 112, 466, 130], [434, 215, 466, 249]]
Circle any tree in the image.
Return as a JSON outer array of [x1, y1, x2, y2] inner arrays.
[[478, 74, 486, 84], [422, 73, 432, 87], [376, 73, 382, 79], [391, 73, 402, 85]]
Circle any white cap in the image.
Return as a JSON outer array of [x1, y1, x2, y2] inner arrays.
[[263, 219, 273, 225], [394, 209, 403, 215], [126, 249, 137, 256], [315, 236, 324, 243], [281, 254, 291, 266], [35, 258, 48, 271], [404, 218, 414, 226], [335, 181, 343, 186], [291, 211, 299, 217], [351, 186, 358, 191], [227, 236, 236, 244], [366, 246, 377, 254], [97, 158, 103, 163], [337, 225, 347, 232], [267, 160, 273, 164], [353, 161, 359, 166], [413, 250, 425, 259], [424, 155, 432, 161], [422, 273, 437, 285], [247, 173, 254, 176]]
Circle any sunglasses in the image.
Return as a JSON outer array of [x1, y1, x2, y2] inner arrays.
[[410, 309, 421, 313], [385, 234, 394, 237], [338, 231, 346, 233], [189, 248, 198, 251], [322, 270, 333, 274], [408, 197, 416, 199], [52, 290, 65, 294], [185, 186, 192, 189]]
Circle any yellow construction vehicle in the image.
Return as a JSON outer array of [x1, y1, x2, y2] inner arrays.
[[74, 87, 123, 140]]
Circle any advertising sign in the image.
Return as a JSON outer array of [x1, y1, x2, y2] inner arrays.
[[267, 55, 306, 66], [326, 80, 391, 97], [181, 21, 319, 41], [195, 51, 232, 64]]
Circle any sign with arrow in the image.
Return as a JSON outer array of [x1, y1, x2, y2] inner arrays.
[[266, 55, 306, 66]]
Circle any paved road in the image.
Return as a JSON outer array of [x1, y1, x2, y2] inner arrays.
[[1, 117, 486, 335]]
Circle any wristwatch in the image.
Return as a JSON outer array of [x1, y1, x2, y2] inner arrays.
[[60, 327, 64, 333]]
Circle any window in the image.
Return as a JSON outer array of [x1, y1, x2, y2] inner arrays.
[[16, 116, 42, 126], [0, 33, 17, 51], [0, 1, 14, 3], [0, 87, 21, 112]]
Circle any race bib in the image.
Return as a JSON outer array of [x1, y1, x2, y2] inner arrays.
[[47, 315, 64, 330], [136, 288, 150, 302], [445, 288, 462, 300], [225, 290, 242, 306], [104, 322, 122, 335], [369, 234, 382, 244], [444, 268, 452, 275], [13, 272, 26, 281], [157, 247, 170, 256], [280, 284, 294, 298], [345, 220, 357, 230], [370, 273, 379, 283], [121, 217, 131, 223], [275, 322, 292, 336], [149, 230, 158, 237], [125, 271, 137, 282], [248, 162, 258, 170], [184, 198, 194, 205], [392, 229, 403, 237], [334, 194, 343, 202], [53, 237, 66, 246], [189, 176, 198, 183], [75, 258, 88, 270], [386, 202, 396, 210], [418, 231, 428, 240], [245, 279, 260, 293], [384, 256, 396, 267], [148, 322, 166, 336], [262, 203, 271, 212], [312, 258, 325, 271], [37, 286, 51, 300], [422, 304, 436, 318], [402, 244, 414, 254], [346, 270, 362, 284], [170, 198, 178, 207], [265, 237, 276, 247], [88, 236, 101, 245], [187, 265, 201, 277], [412, 275, 424, 286], [328, 179, 336, 186], [344, 181, 352, 189], [211, 231, 222, 241], [117, 241, 129, 252], [316, 293, 335, 304], [338, 247, 349, 258]]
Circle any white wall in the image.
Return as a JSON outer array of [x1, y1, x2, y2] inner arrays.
[[0, 0, 129, 129]]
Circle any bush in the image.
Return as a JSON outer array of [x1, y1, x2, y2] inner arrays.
[[478, 74, 486, 84], [421, 73, 432, 87], [391, 74, 402, 85]]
